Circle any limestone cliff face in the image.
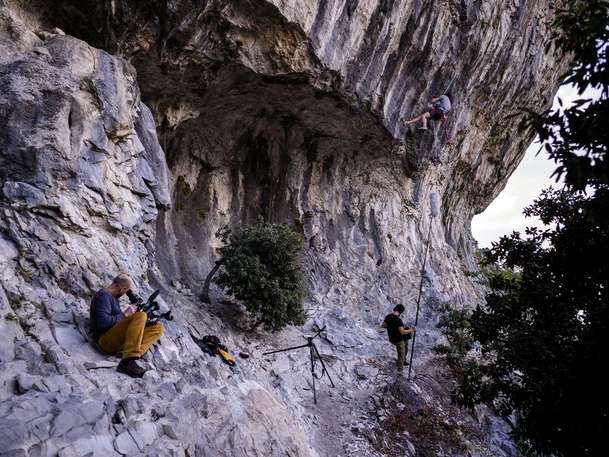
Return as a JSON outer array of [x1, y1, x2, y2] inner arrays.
[[28, 0, 565, 308], [0, 1, 566, 456]]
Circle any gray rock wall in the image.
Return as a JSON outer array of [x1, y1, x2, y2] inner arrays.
[[0, 1, 567, 456], [269, 0, 566, 257], [34, 0, 566, 296], [0, 7, 314, 456]]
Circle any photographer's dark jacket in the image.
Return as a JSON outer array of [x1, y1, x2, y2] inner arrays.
[[90, 289, 124, 338]]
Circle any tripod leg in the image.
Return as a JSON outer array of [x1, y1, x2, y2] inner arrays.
[[310, 344, 317, 404], [262, 342, 310, 356], [312, 343, 335, 388]]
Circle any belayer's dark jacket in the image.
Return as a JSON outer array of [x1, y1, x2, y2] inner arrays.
[[384, 313, 412, 344], [90, 289, 124, 338]]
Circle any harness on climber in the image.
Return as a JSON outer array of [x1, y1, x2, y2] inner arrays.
[[192, 334, 236, 366]]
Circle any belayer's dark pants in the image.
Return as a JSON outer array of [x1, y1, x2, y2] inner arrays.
[[394, 340, 408, 371]]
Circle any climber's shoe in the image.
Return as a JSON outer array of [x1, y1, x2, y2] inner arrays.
[[117, 358, 147, 378], [418, 126, 428, 131]]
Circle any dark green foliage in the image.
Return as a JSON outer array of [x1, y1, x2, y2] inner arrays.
[[215, 222, 306, 331], [438, 190, 609, 455], [437, 2, 609, 455], [433, 304, 476, 367], [522, 0, 609, 190], [480, 190, 608, 455]]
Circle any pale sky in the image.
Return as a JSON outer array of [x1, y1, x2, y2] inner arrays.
[[471, 85, 598, 248]]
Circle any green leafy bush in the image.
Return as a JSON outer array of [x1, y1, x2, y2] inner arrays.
[[437, 194, 608, 456], [213, 222, 306, 331], [433, 304, 476, 368]]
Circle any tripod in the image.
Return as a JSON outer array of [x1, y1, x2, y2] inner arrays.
[[263, 326, 335, 404]]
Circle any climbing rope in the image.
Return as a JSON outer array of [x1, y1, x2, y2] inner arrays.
[[432, 123, 441, 162], [407, 215, 433, 381], [430, 117, 448, 164], [442, 77, 455, 96]]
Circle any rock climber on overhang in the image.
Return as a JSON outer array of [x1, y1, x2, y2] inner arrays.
[[404, 88, 455, 165], [404, 91, 452, 131]]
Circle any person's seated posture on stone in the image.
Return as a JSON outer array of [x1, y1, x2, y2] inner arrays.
[[90, 273, 164, 378], [405, 93, 452, 131], [381, 304, 416, 372]]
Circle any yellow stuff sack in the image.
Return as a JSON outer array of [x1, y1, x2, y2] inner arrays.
[[218, 348, 236, 366]]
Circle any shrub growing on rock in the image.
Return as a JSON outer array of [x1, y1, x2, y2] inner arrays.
[[204, 222, 306, 331]]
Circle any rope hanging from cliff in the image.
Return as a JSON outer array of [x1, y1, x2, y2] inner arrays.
[[432, 123, 442, 164], [442, 77, 455, 96], [408, 192, 440, 381], [431, 120, 452, 164]]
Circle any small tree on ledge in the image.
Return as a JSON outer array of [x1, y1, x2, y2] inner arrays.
[[202, 221, 306, 331]]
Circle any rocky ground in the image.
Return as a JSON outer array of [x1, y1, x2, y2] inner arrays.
[[1, 281, 515, 457]]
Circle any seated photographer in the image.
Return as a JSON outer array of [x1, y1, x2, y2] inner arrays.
[[90, 273, 164, 378]]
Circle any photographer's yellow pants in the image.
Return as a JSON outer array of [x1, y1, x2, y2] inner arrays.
[[97, 311, 164, 359]]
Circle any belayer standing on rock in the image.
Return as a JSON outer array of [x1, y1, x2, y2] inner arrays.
[[381, 304, 416, 373], [404, 92, 452, 131], [90, 273, 164, 378]]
